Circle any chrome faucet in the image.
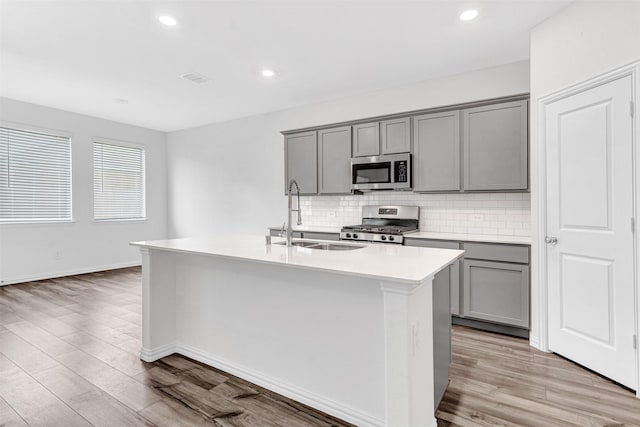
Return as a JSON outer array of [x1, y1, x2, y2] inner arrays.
[[287, 179, 302, 246]]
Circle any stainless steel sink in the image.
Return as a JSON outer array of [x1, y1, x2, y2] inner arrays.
[[306, 243, 365, 251], [274, 240, 365, 251], [273, 240, 318, 248]]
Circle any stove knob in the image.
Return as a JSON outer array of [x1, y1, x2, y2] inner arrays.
[[346, 233, 352, 238], [380, 235, 387, 241], [353, 234, 359, 239], [388, 236, 394, 241]]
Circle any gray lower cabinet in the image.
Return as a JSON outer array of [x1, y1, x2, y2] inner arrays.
[[268, 229, 339, 241], [404, 238, 461, 315], [405, 238, 531, 332], [299, 231, 340, 241], [269, 229, 303, 238], [352, 122, 380, 157], [413, 111, 461, 192], [285, 131, 317, 195], [380, 117, 411, 154], [462, 242, 530, 329], [318, 126, 352, 194], [462, 100, 528, 191]]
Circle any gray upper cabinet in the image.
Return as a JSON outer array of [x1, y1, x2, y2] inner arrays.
[[413, 111, 461, 192], [318, 126, 352, 194], [284, 131, 317, 195], [462, 100, 528, 191], [380, 117, 411, 154], [282, 95, 530, 195], [352, 122, 380, 157]]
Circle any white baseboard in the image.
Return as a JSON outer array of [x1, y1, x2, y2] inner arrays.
[[529, 335, 539, 349], [169, 342, 384, 427], [0, 261, 141, 286], [529, 333, 545, 351], [140, 342, 176, 362]]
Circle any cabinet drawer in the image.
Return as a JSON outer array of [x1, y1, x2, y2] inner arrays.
[[404, 238, 459, 250], [462, 242, 529, 264]]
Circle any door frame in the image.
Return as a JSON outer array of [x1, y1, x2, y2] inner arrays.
[[536, 61, 640, 395]]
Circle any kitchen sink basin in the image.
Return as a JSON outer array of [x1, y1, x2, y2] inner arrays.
[[274, 241, 365, 251], [274, 241, 319, 248], [306, 243, 365, 251]]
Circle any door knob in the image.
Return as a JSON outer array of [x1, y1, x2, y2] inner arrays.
[[545, 236, 558, 244]]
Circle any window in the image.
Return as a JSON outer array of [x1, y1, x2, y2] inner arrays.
[[0, 126, 72, 222], [93, 140, 145, 220]]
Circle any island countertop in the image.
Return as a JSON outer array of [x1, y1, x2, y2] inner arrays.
[[131, 236, 463, 285]]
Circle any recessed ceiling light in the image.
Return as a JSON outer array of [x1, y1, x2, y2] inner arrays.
[[115, 98, 129, 104], [459, 9, 479, 21], [158, 15, 177, 26], [261, 69, 275, 77]]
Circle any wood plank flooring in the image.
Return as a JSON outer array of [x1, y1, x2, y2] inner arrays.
[[438, 325, 640, 427], [1, 267, 639, 427]]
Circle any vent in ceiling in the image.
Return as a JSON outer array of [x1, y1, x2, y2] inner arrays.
[[180, 72, 211, 84]]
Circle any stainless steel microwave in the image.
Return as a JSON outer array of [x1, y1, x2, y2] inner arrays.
[[351, 153, 411, 191]]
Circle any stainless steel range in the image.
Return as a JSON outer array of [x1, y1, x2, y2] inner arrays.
[[340, 205, 419, 244]]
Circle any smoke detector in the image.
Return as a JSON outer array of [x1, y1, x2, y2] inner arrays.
[[180, 72, 211, 84]]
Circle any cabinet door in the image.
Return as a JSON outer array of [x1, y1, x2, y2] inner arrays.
[[413, 111, 460, 192], [380, 117, 411, 154], [285, 131, 317, 195], [463, 259, 529, 328], [352, 122, 380, 157], [318, 126, 352, 194], [404, 238, 461, 315], [462, 100, 528, 190]]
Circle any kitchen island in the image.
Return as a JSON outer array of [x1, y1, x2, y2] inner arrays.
[[131, 236, 463, 427]]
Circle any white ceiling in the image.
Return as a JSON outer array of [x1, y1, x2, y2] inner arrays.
[[0, 0, 571, 132]]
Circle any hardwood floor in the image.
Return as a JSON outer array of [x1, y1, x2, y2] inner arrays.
[[438, 327, 640, 427], [1, 267, 639, 427]]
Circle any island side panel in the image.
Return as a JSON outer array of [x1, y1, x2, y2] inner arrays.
[[432, 267, 452, 409], [172, 252, 386, 426], [381, 278, 438, 427], [140, 247, 177, 361]]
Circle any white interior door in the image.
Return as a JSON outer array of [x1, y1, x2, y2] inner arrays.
[[546, 75, 636, 390]]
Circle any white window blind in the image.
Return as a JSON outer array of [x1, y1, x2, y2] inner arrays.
[[93, 141, 145, 220], [0, 126, 72, 222]]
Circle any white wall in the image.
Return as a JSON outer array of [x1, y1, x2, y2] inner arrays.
[[0, 98, 168, 285], [529, 1, 640, 347], [167, 60, 530, 239]]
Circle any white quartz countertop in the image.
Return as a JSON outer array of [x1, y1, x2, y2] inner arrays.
[[131, 236, 463, 285], [405, 231, 531, 245]]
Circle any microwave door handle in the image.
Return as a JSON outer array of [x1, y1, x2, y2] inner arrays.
[[390, 160, 395, 184]]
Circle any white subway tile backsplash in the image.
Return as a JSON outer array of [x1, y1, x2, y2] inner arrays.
[[299, 192, 531, 238]]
